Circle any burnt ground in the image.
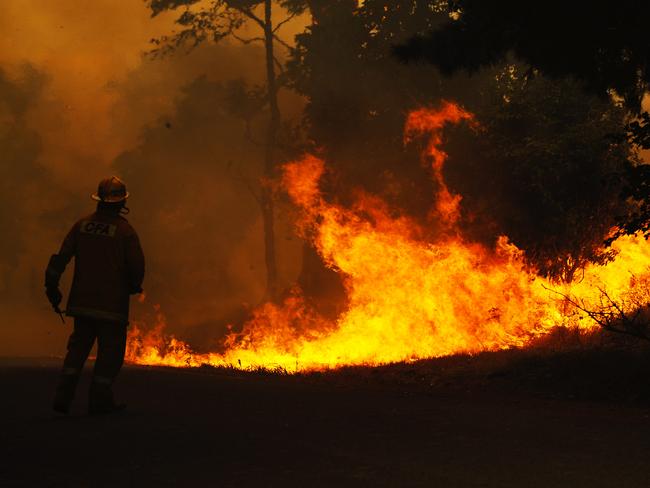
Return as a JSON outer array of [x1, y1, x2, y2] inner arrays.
[[2, 345, 650, 488]]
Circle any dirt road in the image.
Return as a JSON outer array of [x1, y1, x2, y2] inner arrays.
[[1, 358, 649, 487]]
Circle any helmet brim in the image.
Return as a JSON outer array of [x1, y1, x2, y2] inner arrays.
[[91, 192, 129, 202]]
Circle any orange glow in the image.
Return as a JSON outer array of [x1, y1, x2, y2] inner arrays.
[[126, 102, 650, 371], [405, 101, 475, 224]]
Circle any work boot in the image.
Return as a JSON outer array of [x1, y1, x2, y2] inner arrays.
[[53, 373, 79, 415], [88, 381, 126, 415]]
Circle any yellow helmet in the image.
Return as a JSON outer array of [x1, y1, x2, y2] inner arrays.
[[91, 176, 129, 203]]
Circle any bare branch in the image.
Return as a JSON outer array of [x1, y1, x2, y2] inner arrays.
[[597, 286, 629, 323], [238, 7, 266, 30], [273, 11, 298, 34], [272, 34, 293, 51], [231, 33, 264, 45], [541, 284, 650, 341], [147, 3, 244, 57]]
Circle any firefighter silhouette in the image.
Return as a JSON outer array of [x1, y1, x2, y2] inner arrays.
[[46, 176, 145, 415]]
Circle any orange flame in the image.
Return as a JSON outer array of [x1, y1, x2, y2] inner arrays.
[[405, 101, 476, 224], [126, 102, 650, 371]]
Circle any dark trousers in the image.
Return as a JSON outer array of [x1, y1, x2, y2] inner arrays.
[[62, 317, 127, 383]]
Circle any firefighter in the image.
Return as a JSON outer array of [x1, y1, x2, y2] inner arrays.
[[45, 176, 145, 415]]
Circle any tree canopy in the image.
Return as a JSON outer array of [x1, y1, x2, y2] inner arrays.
[[445, 67, 633, 280], [290, 0, 637, 280], [394, 0, 650, 246], [395, 0, 650, 112], [146, 0, 308, 300]]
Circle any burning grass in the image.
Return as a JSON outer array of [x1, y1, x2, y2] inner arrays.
[[126, 326, 650, 407], [126, 102, 650, 372]]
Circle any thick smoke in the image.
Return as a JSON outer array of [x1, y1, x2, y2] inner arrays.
[[113, 70, 305, 347], [0, 0, 306, 355], [0, 66, 80, 356]]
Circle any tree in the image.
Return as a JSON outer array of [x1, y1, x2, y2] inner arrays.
[[290, 0, 467, 217], [290, 1, 636, 281], [395, 1, 650, 240], [395, 0, 650, 111], [444, 66, 634, 281], [148, 0, 308, 300]]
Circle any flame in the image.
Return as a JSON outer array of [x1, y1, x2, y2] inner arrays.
[[126, 102, 650, 371], [405, 101, 475, 224]]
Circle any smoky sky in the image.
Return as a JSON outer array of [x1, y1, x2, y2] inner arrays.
[[114, 72, 304, 347], [0, 1, 306, 356]]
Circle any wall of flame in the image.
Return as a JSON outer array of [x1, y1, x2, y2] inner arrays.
[[126, 102, 650, 371]]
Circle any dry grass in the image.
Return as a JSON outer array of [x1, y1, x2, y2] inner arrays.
[[139, 327, 650, 405]]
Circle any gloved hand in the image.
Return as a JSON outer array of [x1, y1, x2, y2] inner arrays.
[[46, 286, 62, 309]]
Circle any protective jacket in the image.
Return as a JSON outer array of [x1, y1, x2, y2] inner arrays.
[[50, 210, 145, 323]]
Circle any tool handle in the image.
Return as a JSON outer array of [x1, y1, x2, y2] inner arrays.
[[54, 306, 66, 324]]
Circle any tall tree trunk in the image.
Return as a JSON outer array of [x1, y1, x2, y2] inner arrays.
[[262, 0, 281, 301]]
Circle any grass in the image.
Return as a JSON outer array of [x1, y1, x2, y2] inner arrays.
[[130, 327, 650, 406]]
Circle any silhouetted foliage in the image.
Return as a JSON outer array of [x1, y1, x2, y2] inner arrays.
[[396, 0, 650, 111], [148, 0, 307, 57], [395, 0, 650, 242], [445, 68, 633, 280], [626, 112, 650, 149], [291, 2, 636, 280]]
